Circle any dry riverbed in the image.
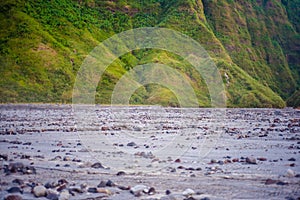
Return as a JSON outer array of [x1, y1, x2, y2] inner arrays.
[[0, 104, 299, 200]]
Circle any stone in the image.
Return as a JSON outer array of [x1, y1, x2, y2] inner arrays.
[[148, 187, 156, 195], [265, 179, 278, 185], [58, 190, 70, 200], [96, 188, 112, 195], [288, 157, 296, 161], [116, 171, 126, 176], [69, 187, 83, 194], [58, 179, 68, 185], [117, 185, 130, 190], [22, 166, 36, 174], [0, 154, 8, 161], [130, 184, 148, 196], [106, 180, 115, 187], [87, 187, 98, 193], [57, 184, 67, 192], [182, 188, 195, 197], [33, 185, 47, 197], [245, 157, 257, 164], [44, 182, 56, 189], [257, 157, 267, 161], [7, 187, 23, 194], [8, 162, 24, 173], [97, 181, 107, 188], [63, 156, 71, 161], [46, 190, 59, 200], [91, 162, 104, 169], [12, 179, 24, 185], [210, 159, 217, 164], [127, 142, 137, 147], [276, 181, 288, 185], [5, 194, 23, 200], [134, 151, 155, 159], [286, 169, 296, 177]]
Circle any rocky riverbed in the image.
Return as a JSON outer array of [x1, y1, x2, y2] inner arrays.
[[0, 104, 299, 200]]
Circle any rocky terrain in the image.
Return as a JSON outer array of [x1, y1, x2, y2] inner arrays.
[[0, 104, 299, 199]]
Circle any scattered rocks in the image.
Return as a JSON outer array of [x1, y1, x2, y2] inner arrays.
[[4, 162, 36, 175], [0, 106, 299, 199], [134, 151, 155, 159]]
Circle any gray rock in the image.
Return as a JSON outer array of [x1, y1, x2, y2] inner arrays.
[[12, 179, 24, 186], [0, 154, 8, 161], [116, 171, 126, 176], [286, 169, 295, 177], [106, 180, 115, 187], [58, 190, 70, 200], [33, 185, 47, 197], [87, 187, 98, 193], [5, 194, 23, 200], [63, 156, 71, 161], [127, 142, 137, 147], [7, 187, 23, 194], [182, 188, 195, 197], [91, 162, 104, 168], [246, 157, 257, 164], [97, 181, 107, 187], [46, 189, 59, 200], [130, 184, 148, 196]]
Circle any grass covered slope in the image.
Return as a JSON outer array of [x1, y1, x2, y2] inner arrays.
[[0, 0, 299, 107]]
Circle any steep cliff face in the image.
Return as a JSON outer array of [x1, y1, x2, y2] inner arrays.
[[0, 0, 299, 107]]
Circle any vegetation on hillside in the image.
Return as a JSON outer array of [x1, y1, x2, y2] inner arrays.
[[0, 0, 299, 107]]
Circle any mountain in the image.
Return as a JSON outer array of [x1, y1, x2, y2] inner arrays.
[[0, 0, 299, 107]]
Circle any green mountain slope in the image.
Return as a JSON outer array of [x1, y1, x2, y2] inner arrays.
[[0, 0, 299, 107]]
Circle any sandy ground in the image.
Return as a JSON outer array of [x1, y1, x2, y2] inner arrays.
[[0, 104, 299, 200]]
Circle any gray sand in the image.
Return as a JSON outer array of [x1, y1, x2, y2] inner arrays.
[[0, 105, 299, 199]]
